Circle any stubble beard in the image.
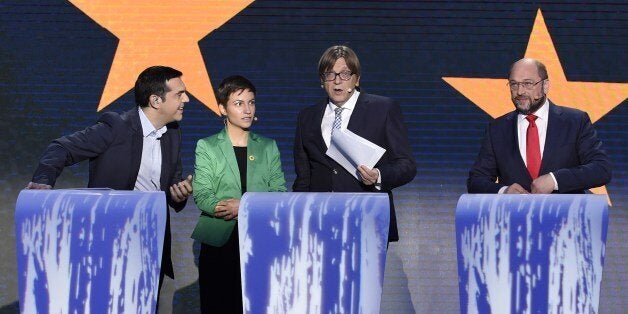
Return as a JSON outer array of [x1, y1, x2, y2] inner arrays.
[[514, 93, 546, 115]]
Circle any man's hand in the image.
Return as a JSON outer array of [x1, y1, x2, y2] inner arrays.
[[170, 175, 192, 202], [214, 198, 240, 221], [26, 182, 52, 189], [358, 165, 379, 186], [531, 174, 555, 194], [504, 183, 530, 194]]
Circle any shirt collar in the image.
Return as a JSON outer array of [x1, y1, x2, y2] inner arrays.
[[518, 98, 549, 122], [327, 90, 360, 113], [138, 107, 167, 138]]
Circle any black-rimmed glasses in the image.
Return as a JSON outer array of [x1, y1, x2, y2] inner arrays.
[[322, 71, 353, 82]]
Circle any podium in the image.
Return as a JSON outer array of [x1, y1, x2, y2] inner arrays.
[[14, 189, 167, 314], [455, 194, 609, 314], [238, 192, 390, 314]]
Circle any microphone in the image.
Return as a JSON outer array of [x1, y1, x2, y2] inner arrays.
[[253, 116, 258, 122]]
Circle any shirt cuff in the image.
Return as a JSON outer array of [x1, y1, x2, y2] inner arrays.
[[374, 168, 382, 191], [498, 186, 508, 194], [549, 172, 559, 191]]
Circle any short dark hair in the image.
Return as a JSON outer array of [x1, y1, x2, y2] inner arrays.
[[318, 45, 361, 80], [216, 75, 256, 106], [134, 66, 183, 107]]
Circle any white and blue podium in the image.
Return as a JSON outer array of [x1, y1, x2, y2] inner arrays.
[[455, 194, 609, 314], [15, 189, 166, 314], [238, 192, 390, 314]]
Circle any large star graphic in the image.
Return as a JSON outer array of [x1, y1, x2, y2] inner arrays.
[[443, 9, 627, 201], [68, 0, 254, 114]]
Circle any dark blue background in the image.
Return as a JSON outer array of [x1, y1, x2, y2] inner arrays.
[[1, 1, 625, 312]]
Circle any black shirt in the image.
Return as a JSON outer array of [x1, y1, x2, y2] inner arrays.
[[233, 146, 247, 194]]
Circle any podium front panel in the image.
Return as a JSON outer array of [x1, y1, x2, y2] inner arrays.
[[455, 194, 609, 314], [15, 189, 166, 314], [239, 192, 390, 314]]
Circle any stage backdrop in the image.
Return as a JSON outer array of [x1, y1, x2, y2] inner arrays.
[[1, 1, 626, 313]]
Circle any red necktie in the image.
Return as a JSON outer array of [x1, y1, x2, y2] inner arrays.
[[526, 114, 541, 179]]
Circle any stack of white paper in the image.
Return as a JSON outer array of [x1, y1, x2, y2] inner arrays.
[[325, 128, 386, 180]]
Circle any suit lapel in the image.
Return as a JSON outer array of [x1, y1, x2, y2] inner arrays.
[[218, 129, 241, 192], [159, 128, 173, 190], [347, 93, 367, 134], [540, 103, 561, 175], [129, 109, 143, 189], [506, 112, 531, 180], [311, 101, 332, 168], [315, 102, 327, 150], [246, 132, 262, 191]]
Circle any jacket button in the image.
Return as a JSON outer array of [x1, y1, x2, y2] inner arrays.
[[333, 169, 338, 175]]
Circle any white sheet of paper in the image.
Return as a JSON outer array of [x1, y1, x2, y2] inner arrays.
[[325, 128, 386, 180]]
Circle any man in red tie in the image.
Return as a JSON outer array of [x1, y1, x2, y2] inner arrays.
[[467, 58, 611, 194]]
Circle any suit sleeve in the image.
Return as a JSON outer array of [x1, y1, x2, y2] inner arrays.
[[467, 124, 505, 193], [267, 140, 287, 192], [31, 112, 121, 187], [292, 110, 311, 191], [553, 112, 612, 192], [192, 140, 220, 216], [377, 101, 417, 191]]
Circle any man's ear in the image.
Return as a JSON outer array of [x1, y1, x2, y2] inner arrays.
[[150, 95, 161, 109]]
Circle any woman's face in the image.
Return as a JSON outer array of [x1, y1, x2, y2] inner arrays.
[[220, 89, 256, 130]]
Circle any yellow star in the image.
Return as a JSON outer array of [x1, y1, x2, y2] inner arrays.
[[68, 0, 254, 114], [443, 9, 627, 201]]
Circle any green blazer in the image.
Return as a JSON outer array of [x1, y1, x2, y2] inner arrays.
[[191, 128, 286, 246]]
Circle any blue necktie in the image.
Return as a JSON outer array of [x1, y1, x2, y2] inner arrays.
[[332, 107, 343, 134]]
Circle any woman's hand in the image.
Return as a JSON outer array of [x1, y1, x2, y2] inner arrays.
[[214, 198, 240, 220]]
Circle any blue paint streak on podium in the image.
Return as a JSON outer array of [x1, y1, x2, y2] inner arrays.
[[455, 194, 608, 314], [239, 192, 390, 314], [15, 189, 166, 314]]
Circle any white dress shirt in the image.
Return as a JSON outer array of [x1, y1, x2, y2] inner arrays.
[[134, 107, 167, 192], [499, 99, 558, 193], [517, 99, 549, 162], [321, 90, 360, 148], [321, 91, 382, 188]]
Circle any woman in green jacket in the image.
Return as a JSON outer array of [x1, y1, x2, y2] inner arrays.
[[192, 75, 286, 313]]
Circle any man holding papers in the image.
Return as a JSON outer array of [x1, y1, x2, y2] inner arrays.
[[293, 45, 416, 242]]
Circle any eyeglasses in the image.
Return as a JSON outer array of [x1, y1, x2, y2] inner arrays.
[[507, 79, 545, 91], [322, 71, 353, 81]]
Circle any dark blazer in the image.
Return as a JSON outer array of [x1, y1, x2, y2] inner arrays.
[[32, 108, 185, 278], [293, 92, 417, 241], [467, 102, 611, 193]]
